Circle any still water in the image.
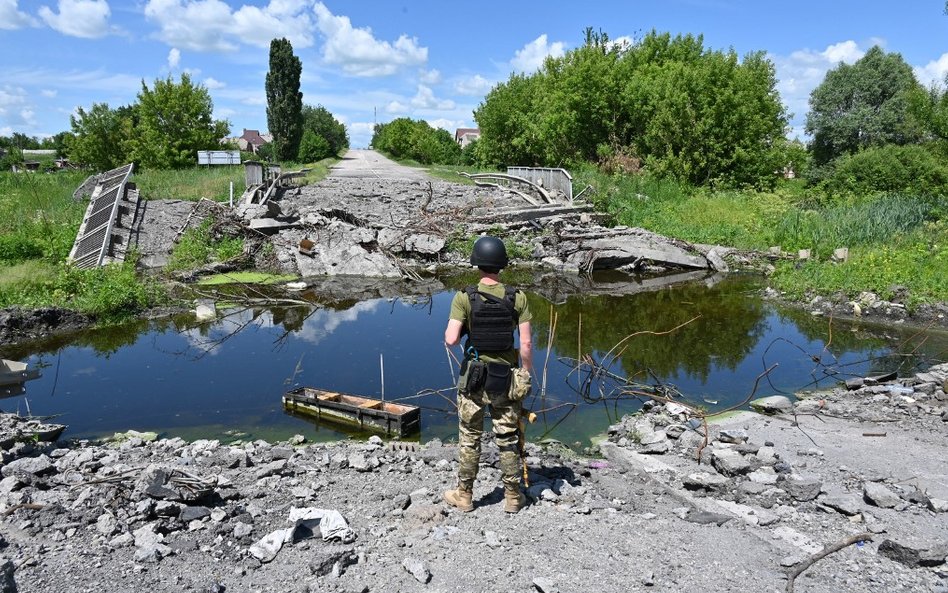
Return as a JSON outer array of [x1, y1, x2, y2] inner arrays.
[[2, 274, 945, 446]]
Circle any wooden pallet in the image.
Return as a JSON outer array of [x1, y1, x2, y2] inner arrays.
[[283, 387, 420, 437]]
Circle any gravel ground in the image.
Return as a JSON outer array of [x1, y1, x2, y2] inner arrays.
[[0, 363, 945, 593]]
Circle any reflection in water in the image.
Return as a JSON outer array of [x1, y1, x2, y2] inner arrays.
[[0, 275, 945, 447]]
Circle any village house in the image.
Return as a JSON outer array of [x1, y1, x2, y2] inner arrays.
[[229, 129, 272, 154], [454, 128, 480, 148]]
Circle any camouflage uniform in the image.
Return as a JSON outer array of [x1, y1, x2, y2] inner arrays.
[[449, 281, 532, 493], [457, 382, 522, 491]]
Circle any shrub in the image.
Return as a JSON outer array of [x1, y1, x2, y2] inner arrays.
[[822, 144, 948, 198], [298, 130, 332, 163], [0, 235, 44, 263]]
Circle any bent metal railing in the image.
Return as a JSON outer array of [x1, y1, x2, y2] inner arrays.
[[68, 163, 134, 269]]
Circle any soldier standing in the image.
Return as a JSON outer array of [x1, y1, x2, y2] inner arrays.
[[443, 236, 534, 513]]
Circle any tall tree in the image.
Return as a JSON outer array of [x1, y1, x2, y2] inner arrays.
[[266, 38, 304, 162], [68, 103, 129, 170], [475, 29, 788, 187], [805, 46, 923, 166], [128, 73, 230, 169]]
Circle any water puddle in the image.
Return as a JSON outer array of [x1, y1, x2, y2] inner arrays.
[[2, 273, 945, 447]]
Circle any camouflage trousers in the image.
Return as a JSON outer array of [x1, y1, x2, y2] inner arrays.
[[456, 386, 522, 491]]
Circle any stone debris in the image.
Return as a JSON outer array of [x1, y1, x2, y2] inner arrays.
[[402, 557, 431, 584], [0, 358, 944, 593], [863, 482, 902, 509]]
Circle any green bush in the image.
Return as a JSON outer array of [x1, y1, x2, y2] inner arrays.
[[0, 234, 44, 263], [822, 144, 948, 198], [371, 118, 461, 165], [57, 262, 161, 319], [298, 130, 332, 162]]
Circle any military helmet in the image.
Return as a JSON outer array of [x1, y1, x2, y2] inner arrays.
[[470, 236, 509, 269]]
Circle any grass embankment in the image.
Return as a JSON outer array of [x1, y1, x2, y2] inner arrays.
[[574, 167, 948, 305], [0, 159, 335, 321]]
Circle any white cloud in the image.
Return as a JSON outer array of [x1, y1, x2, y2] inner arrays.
[[39, 0, 111, 39], [0, 86, 36, 129], [915, 53, 948, 88], [0, 0, 38, 29], [241, 95, 266, 106], [410, 84, 455, 110], [40, 89, 58, 98], [349, 122, 374, 135], [426, 118, 464, 132], [2, 67, 142, 94], [203, 77, 225, 90], [609, 35, 634, 51], [167, 47, 181, 69], [821, 40, 865, 64], [144, 0, 313, 53], [385, 101, 407, 114], [419, 69, 441, 84], [453, 74, 492, 96], [291, 300, 381, 346], [511, 34, 566, 73], [313, 2, 427, 77], [771, 39, 871, 125], [348, 121, 375, 148]]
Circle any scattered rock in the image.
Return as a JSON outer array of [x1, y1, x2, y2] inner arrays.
[[780, 477, 822, 502], [749, 396, 793, 414], [533, 577, 559, 593], [718, 429, 748, 444], [711, 449, 751, 476], [402, 557, 431, 584], [863, 482, 901, 509], [820, 494, 862, 516], [927, 498, 948, 513], [682, 509, 732, 526], [682, 472, 729, 491]]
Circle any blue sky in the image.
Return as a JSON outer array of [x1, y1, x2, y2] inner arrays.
[[2, 0, 947, 148]]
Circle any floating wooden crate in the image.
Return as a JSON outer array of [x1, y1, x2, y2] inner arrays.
[[283, 387, 420, 437]]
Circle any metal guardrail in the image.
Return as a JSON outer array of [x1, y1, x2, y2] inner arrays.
[[507, 167, 573, 202], [68, 163, 135, 269]]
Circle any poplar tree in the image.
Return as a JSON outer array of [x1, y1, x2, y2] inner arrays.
[[266, 38, 303, 162]]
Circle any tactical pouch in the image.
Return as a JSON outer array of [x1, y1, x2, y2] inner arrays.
[[459, 359, 486, 394], [509, 367, 532, 402], [484, 362, 512, 397]]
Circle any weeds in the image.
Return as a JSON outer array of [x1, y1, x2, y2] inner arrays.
[[167, 218, 245, 271]]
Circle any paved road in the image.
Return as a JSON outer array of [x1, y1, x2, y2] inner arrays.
[[329, 149, 431, 181]]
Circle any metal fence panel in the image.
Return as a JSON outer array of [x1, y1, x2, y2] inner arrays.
[[506, 167, 573, 201], [197, 150, 241, 166]]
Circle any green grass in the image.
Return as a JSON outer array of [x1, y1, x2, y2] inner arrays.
[[771, 221, 948, 304], [0, 259, 165, 321], [0, 171, 87, 264], [136, 166, 245, 202], [167, 218, 245, 271], [580, 165, 948, 302], [277, 156, 339, 186]]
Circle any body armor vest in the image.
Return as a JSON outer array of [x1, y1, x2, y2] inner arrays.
[[464, 286, 519, 353]]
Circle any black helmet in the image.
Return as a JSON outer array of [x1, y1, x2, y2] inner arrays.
[[470, 236, 509, 269]]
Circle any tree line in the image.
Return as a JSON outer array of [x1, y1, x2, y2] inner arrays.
[[2, 37, 347, 172], [370, 27, 947, 199]]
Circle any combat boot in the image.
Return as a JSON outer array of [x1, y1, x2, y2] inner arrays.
[[503, 486, 527, 513], [443, 486, 474, 512]]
